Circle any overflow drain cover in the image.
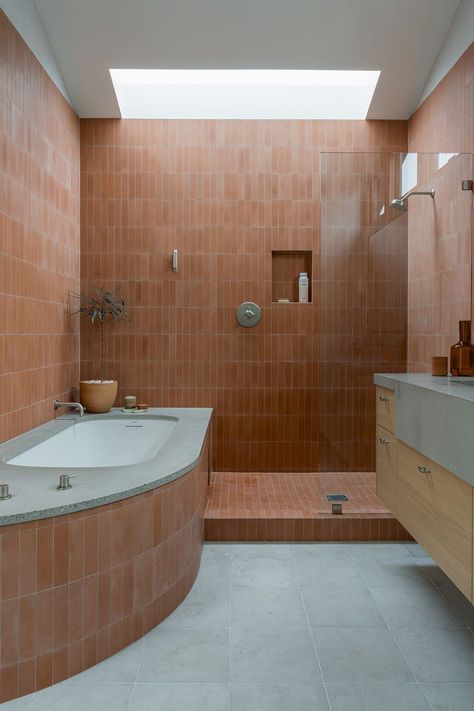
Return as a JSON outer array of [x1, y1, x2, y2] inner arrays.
[[326, 494, 349, 502]]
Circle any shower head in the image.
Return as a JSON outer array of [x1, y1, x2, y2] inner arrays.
[[390, 188, 435, 212], [391, 197, 408, 212]]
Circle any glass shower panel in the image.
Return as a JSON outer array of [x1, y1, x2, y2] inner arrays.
[[318, 152, 408, 473], [319, 151, 473, 477]]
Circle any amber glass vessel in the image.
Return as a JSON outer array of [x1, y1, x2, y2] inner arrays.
[[450, 320, 474, 376]]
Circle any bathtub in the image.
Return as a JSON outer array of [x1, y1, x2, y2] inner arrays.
[[0, 407, 212, 702], [7, 417, 177, 468]]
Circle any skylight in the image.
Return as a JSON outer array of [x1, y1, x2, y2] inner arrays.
[[109, 69, 380, 120]]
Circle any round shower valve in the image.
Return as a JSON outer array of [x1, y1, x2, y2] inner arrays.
[[236, 302, 261, 328]]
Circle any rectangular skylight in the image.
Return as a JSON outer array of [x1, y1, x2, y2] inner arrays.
[[109, 69, 380, 120]]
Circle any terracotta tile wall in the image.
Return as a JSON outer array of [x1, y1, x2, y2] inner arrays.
[[408, 41, 474, 371], [0, 437, 209, 703], [80, 119, 407, 472], [0, 11, 81, 443]]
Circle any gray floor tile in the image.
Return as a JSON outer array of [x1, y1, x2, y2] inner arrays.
[[347, 543, 415, 559], [231, 555, 297, 589], [293, 556, 366, 589], [232, 585, 308, 629], [203, 543, 234, 556], [289, 543, 351, 560], [421, 682, 474, 710], [303, 588, 386, 628], [27, 683, 133, 711], [393, 628, 474, 682], [0, 696, 33, 710], [159, 585, 230, 629], [371, 586, 465, 629], [404, 543, 430, 558], [138, 629, 229, 682], [231, 628, 321, 683], [314, 628, 414, 682], [230, 682, 329, 710], [326, 682, 430, 710], [355, 556, 433, 589], [129, 683, 229, 711], [438, 585, 474, 627], [414, 558, 460, 589], [231, 543, 291, 558], [193, 554, 231, 590], [64, 641, 142, 683]]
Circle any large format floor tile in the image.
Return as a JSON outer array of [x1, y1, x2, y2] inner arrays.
[[26, 684, 133, 711], [231, 585, 308, 629], [230, 628, 322, 683], [354, 556, 433, 589], [138, 629, 230, 682], [314, 627, 414, 682], [326, 682, 431, 711], [393, 628, 474, 683], [302, 587, 386, 628], [420, 683, 474, 711], [293, 556, 366, 589], [231, 554, 297, 589], [128, 683, 229, 711], [159, 584, 230, 629], [230, 683, 330, 711], [370, 586, 465, 629]]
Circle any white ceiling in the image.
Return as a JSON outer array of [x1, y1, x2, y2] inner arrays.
[[33, 0, 461, 119]]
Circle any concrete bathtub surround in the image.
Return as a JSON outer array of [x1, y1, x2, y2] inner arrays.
[[0, 410, 211, 702]]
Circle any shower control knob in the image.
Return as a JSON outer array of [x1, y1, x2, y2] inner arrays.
[[236, 302, 262, 328]]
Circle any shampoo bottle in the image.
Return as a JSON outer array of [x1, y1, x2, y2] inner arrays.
[[298, 272, 309, 303]]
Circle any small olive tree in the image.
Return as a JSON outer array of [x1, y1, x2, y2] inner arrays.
[[71, 288, 128, 381]]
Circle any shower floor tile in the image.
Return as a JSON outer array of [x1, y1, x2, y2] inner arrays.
[[205, 472, 411, 541]]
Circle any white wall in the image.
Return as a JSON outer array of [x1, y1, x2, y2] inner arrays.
[[419, 0, 474, 104], [0, 0, 71, 104]]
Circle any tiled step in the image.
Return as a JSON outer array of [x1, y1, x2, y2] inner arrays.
[[205, 472, 412, 542]]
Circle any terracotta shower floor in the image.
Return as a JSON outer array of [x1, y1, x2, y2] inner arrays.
[[205, 472, 412, 542]]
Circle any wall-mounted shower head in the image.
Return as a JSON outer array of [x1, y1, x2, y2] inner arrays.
[[390, 188, 435, 212]]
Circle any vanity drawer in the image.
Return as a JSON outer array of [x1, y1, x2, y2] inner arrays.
[[375, 425, 397, 514], [397, 440, 473, 599], [376, 386, 395, 433]]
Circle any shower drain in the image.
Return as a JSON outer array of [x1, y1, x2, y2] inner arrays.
[[325, 494, 349, 502]]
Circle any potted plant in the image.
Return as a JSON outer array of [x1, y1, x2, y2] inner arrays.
[[72, 288, 128, 413]]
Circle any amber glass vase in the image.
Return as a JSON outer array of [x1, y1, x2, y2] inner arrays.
[[450, 320, 474, 376]]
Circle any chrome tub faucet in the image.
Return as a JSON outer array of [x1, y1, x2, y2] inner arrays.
[[53, 400, 85, 417]]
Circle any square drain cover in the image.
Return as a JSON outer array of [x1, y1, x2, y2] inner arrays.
[[326, 494, 349, 502]]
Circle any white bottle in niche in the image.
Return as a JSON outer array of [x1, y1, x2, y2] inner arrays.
[[298, 272, 309, 303]]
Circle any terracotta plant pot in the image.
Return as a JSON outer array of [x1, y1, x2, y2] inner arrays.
[[79, 380, 118, 413]]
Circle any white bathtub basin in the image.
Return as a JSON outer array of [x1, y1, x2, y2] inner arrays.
[[7, 417, 177, 468]]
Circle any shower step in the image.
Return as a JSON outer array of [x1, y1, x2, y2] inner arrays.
[[205, 471, 412, 542]]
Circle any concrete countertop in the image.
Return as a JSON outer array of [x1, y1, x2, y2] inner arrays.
[[374, 373, 474, 487], [0, 408, 212, 526]]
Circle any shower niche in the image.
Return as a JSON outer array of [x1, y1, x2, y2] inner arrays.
[[271, 250, 312, 303]]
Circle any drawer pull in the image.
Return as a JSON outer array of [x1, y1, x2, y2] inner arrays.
[[378, 395, 389, 402], [378, 437, 389, 444], [417, 465, 431, 474]]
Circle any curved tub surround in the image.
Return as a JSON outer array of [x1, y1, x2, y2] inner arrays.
[[0, 408, 212, 526], [0, 433, 210, 702]]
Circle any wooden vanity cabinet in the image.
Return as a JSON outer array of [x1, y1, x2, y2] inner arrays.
[[375, 385, 474, 602]]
